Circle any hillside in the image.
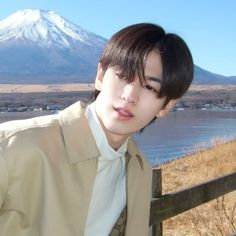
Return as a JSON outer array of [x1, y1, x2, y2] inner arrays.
[[194, 65, 236, 84]]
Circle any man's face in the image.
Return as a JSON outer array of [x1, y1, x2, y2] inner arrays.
[[94, 50, 174, 148]]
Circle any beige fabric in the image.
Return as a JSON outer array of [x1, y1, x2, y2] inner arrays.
[[0, 101, 152, 236]]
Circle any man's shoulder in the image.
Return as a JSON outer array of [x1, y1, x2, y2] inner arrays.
[[0, 113, 59, 144], [0, 100, 87, 147], [0, 102, 85, 140], [58, 101, 86, 123]]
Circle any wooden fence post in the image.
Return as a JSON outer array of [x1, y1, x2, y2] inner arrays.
[[152, 168, 163, 236], [150, 170, 236, 235]]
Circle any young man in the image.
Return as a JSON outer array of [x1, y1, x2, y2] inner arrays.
[[0, 23, 193, 236]]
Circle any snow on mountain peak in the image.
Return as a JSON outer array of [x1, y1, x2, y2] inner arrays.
[[0, 9, 42, 26], [0, 9, 106, 48]]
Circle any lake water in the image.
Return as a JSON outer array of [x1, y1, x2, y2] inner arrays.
[[134, 110, 236, 165], [0, 110, 236, 165]]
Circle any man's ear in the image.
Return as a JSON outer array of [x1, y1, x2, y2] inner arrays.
[[95, 63, 103, 91], [156, 99, 177, 118]]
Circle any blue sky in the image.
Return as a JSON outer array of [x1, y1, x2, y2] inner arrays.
[[0, 0, 235, 76]]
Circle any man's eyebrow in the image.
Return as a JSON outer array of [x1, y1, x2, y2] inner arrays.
[[146, 76, 162, 84]]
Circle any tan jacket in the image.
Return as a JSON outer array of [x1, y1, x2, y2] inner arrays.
[[0, 101, 152, 236]]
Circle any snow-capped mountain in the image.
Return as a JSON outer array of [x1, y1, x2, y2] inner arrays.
[[0, 9, 235, 84], [0, 9, 105, 48], [0, 9, 107, 83]]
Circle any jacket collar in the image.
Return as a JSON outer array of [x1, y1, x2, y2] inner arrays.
[[59, 101, 100, 164], [58, 101, 143, 169]]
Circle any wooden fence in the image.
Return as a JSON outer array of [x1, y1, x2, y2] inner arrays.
[[149, 168, 236, 236]]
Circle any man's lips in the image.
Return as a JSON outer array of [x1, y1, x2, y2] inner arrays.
[[114, 107, 134, 119]]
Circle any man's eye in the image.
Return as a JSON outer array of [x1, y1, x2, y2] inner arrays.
[[144, 84, 158, 93], [115, 72, 125, 79]]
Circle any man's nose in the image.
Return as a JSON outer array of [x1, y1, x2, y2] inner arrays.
[[121, 80, 140, 104]]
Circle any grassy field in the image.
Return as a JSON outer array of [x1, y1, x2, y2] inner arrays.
[[156, 139, 236, 235]]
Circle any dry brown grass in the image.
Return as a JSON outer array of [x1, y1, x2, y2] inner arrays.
[[0, 83, 95, 93], [189, 84, 236, 91], [157, 139, 236, 236]]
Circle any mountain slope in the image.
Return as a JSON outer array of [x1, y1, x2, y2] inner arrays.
[[194, 65, 236, 84], [0, 9, 106, 82]]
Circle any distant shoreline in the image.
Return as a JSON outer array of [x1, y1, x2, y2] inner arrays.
[[0, 83, 235, 111], [156, 137, 236, 166], [0, 83, 235, 93]]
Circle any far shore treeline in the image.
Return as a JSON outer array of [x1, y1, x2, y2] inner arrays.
[[0, 84, 235, 112]]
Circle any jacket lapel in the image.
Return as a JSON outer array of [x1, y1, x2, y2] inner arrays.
[[58, 101, 100, 233], [58, 101, 100, 164], [125, 140, 152, 236]]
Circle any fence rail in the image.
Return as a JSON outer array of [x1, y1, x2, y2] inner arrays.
[[149, 169, 236, 236]]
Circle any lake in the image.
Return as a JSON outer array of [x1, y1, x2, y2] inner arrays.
[[134, 110, 236, 165], [1, 110, 236, 165]]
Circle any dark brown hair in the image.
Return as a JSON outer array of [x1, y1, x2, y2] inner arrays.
[[90, 23, 193, 107]]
